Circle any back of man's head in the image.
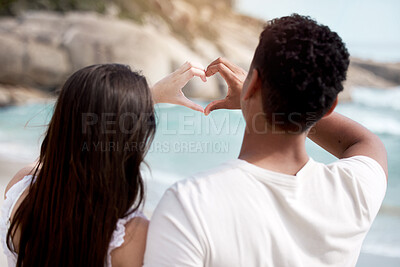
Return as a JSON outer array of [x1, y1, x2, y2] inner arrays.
[[252, 14, 349, 133]]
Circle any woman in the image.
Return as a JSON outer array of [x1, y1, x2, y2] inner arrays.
[[0, 62, 207, 267]]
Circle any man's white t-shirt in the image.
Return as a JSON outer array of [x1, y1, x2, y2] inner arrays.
[[144, 156, 386, 267]]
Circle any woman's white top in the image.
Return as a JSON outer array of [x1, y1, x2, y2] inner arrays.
[[0, 175, 144, 267]]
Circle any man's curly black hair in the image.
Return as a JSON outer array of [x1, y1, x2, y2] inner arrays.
[[252, 14, 350, 133]]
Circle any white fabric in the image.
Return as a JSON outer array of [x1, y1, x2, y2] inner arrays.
[[106, 210, 145, 267], [0, 175, 144, 267], [144, 156, 387, 267], [0, 175, 32, 267]]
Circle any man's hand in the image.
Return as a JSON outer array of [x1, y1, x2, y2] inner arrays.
[[204, 58, 247, 115], [151, 62, 207, 113]]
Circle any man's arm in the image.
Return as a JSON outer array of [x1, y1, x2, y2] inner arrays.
[[308, 112, 388, 179]]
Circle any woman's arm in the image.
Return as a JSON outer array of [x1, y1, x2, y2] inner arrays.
[[111, 217, 149, 267], [5, 163, 36, 199], [151, 62, 207, 113]]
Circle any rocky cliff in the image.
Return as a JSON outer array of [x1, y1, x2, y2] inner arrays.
[[0, 2, 399, 106], [0, 1, 262, 106]]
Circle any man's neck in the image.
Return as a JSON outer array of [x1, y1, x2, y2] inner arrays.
[[238, 126, 309, 176]]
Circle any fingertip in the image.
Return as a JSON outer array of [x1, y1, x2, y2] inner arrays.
[[193, 104, 205, 113], [204, 106, 212, 116]]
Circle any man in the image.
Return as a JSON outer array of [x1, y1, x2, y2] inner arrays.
[[144, 14, 387, 266]]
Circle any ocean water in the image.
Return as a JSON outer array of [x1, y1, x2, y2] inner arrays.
[[0, 87, 399, 263]]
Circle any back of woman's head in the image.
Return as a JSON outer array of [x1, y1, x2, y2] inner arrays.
[[7, 64, 155, 267]]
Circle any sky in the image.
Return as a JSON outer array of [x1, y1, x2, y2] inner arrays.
[[236, 0, 400, 62]]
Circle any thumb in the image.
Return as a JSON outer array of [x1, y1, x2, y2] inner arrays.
[[176, 96, 204, 113], [204, 99, 227, 116]]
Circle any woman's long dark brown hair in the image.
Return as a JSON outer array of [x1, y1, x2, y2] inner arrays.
[[7, 64, 155, 266]]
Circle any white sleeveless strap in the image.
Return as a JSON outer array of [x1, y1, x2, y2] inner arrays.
[[0, 175, 33, 266], [106, 210, 146, 267]]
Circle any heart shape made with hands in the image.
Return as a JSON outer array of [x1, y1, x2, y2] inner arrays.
[[203, 58, 248, 115], [152, 58, 248, 115]]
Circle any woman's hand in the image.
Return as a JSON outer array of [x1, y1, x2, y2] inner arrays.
[[204, 58, 247, 115], [151, 62, 207, 113]]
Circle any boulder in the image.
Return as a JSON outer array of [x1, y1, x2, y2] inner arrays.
[[0, 33, 26, 85], [0, 11, 233, 100], [0, 10, 399, 107], [25, 41, 69, 89]]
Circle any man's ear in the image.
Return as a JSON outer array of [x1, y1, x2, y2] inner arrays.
[[243, 69, 261, 100], [323, 97, 338, 118]]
